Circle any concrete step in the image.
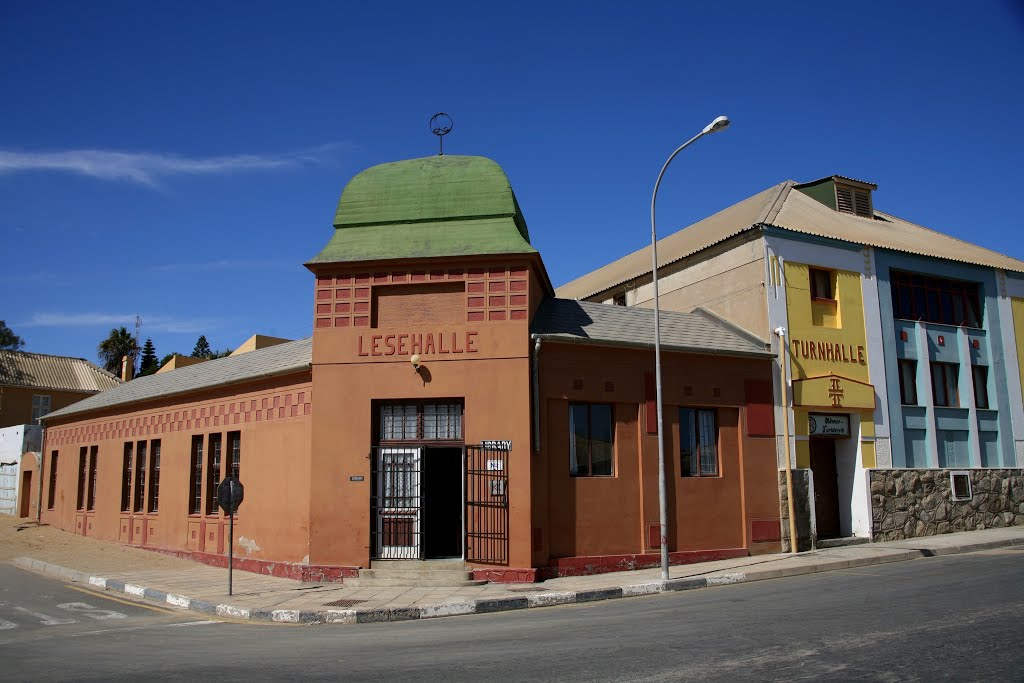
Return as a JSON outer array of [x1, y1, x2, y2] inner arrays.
[[349, 559, 487, 587], [817, 536, 871, 549], [370, 558, 466, 570], [345, 576, 488, 588], [359, 568, 475, 581]]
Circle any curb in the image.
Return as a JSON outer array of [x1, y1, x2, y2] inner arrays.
[[11, 536, 1021, 625]]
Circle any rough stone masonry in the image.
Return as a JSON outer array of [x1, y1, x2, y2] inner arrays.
[[870, 469, 1024, 541]]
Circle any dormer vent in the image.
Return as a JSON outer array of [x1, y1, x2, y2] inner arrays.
[[795, 175, 877, 219], [835, 181, 873, 218]]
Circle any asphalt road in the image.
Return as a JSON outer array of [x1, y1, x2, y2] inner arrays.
[[3, 548, 1023, 682]]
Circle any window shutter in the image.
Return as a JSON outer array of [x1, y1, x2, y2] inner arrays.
[[836, 186, 854, 214], [853, 189, 872, 217]]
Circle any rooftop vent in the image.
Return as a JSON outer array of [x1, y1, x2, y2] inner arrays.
[[795, 175, 877, 219]]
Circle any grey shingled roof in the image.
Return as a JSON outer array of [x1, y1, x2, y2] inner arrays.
[[0, 350, 121, 393], [44, 337, 313, 421], [531, 298, 771, 358]]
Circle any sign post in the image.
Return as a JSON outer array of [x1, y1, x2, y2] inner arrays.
[[216, 476, 244, 596]]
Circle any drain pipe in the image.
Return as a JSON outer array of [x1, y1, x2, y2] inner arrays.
[[531, 335, 542, 454], [775, 326, 798, 553]]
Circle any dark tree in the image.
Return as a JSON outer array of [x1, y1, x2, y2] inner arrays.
[[0, 320, 25, 350], [97, 326, 139, 376], [138, 338, 159, 376], [191, 335, 212, 358], [210, 348, 234, 359]]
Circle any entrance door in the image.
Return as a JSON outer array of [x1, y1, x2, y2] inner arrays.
[[809, 440, 840, 539], [374, 447, 422, 559], [422, 447, 463, 558], [20, 471, 32, 518]]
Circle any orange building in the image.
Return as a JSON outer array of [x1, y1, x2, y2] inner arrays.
[[27, 156, 780, 582]]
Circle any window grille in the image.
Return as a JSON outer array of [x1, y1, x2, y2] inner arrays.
[[121, 442, 133, 512], [86, 446, 98, 511], [206, 434, 222, 515], [378, 402, 463, 442], [147, 440, 161, 513], [133, 441, 147, 513], [189, 436, 203, 515]]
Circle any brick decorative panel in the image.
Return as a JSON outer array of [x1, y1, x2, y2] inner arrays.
[[314, 265, 530, 328], [51, 387, 312, 446]]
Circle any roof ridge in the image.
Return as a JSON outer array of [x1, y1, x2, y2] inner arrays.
[[0, 349, 89, 362], [761, 180, 795, 225]]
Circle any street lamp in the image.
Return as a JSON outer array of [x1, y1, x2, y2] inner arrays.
[[651, 115, 731, 581]]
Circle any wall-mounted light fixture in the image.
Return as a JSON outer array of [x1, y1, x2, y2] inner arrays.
[[410, 354, 422, 373]]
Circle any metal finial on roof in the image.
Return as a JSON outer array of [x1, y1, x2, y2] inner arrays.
[[429, 112, 453, 156]]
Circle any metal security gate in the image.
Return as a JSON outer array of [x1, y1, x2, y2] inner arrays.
[[370, 447, 423, 559], [465, 445, 509, 565]]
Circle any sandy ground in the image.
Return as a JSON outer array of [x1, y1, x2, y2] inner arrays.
[[0, 515, 200, 573]]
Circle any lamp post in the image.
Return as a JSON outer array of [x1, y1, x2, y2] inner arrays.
[[651, 115, 730, 581]]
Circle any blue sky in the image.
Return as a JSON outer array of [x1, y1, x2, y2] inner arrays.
[[2, 1, 1023, 364]]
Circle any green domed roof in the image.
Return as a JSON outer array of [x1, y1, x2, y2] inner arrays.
[[308, 155, 535, 265]]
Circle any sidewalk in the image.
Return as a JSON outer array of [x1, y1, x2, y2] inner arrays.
[[10, 525, 1024, 625]]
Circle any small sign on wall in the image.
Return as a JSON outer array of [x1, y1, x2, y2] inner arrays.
[[808, 413, 850, 437]]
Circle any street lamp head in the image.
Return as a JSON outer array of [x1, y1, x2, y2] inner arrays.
[[702, 115, 731, 135]]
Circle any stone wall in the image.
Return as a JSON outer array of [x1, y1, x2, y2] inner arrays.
[[779, 469, 814, 552], [870, 469, 1024, 542]]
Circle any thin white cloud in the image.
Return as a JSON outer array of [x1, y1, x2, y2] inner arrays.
[[18, 313, 218, 334], [0, 143, 347, 187]]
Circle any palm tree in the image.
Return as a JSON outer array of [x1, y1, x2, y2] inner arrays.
[[97, 326, 140, 376]]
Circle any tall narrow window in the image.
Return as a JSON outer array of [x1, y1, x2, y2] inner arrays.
[[121, 442, 133, 512], [205, 433, 222, 515], [227, 432, 241, 479], [972, 366, 989, 409], [86, 446, 98, 511], [569, 403, 614, 476], [76, 447, 87, 510], [147, 440, 161, 513], [133, 441, 147, 513], [31, 395, 52, 423], [680, 408, 719, 477], [189, 436, 204, 515], [47, 451, 58, 510], [931, 362, 960, 407], [898, 359, 918, 405], [809, 268, 833, 300]]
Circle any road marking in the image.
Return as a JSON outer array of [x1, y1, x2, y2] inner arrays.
[[67, 621, 221, 638], [0, 618, 15, 630], [12, 606, 76, 626], [58, 602, 127, 620], [66, 585, 178, 615]]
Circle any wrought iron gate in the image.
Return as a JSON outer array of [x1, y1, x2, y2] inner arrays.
[[465, 444, 509, 565], [370, 446, 423, 559]]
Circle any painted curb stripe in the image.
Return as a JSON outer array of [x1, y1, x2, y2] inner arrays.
[[12, 536, 1020, 625]]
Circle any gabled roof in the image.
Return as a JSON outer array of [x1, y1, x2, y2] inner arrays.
[[556, 179, 1024, 300], [308, 156, 537, 265], [44, 338, 313, 422], [0, 350, 121, 393], [530, 298, 771, 358]]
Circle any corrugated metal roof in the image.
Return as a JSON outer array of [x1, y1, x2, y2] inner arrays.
[[44, 337, 313, 421], [0, 350, 121, 393], [555, 179, 1024, 300], [771, 190, 1024, 272], [556, 182, 788, 300], [530, 298, 771, 358]]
